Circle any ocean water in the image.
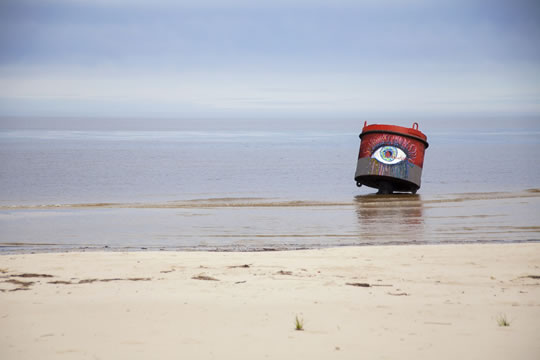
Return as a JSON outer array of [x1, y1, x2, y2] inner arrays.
[[1, 127, 539, 252]]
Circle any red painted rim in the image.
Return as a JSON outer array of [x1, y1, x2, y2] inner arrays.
[[360, 122, 429, 148]]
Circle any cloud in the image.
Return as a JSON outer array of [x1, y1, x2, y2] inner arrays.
[[0, 0, 539, 118], [1, 63, 538, 118], [2, 0, 539, 70]]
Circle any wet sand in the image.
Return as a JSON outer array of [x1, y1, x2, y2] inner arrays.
[[2, 190, 540, 252], [1, 243, 540, 359]]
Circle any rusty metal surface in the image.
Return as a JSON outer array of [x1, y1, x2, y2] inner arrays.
[[355, 122, 428, 193], [355, 157, 423, 191]]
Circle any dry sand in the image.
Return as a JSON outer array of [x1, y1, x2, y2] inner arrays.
[[1, 243, 539, 359]]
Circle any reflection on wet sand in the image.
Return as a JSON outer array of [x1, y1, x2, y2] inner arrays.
[[353, 189, 540, 246], [354, 194, 425, 245], [1, 190, 539, 252]]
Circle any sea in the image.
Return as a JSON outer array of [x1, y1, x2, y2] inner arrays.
[[1, 120, 540, 252]]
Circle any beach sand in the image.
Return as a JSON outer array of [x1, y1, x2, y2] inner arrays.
[[1, 243, 539, 359]]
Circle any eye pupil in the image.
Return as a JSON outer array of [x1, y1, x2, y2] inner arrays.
[[371, 145, 407, 165], [380, 146, 396, 161]]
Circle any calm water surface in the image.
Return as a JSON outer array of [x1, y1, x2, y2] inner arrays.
[[1, 129, 539, 252]]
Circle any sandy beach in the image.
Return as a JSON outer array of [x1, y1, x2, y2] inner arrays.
[[1, 243, 539, 359]]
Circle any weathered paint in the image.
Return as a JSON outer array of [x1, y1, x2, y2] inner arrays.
[[355, 122, 428, 193], [358, 133, 425, 168], [355, 158, 423, 190]]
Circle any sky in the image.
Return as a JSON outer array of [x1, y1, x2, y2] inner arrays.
[[0, 0, 539, 128]]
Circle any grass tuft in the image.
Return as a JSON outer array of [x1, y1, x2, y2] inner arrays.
[[295, 315, 304, 331], [496, 314, 510, 327]]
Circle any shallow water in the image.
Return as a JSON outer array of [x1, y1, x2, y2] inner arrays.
[[1, 129, 539, 252]]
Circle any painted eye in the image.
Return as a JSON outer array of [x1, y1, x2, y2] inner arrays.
[[371, 146, 407, 165]]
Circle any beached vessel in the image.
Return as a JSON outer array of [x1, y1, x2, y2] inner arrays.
[[354, 122, 429, 194]]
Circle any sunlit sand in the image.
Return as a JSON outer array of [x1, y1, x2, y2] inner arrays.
[[2, 243, 539, 359]]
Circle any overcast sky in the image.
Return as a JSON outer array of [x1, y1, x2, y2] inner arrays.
[[0, 0, 539, 126]]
